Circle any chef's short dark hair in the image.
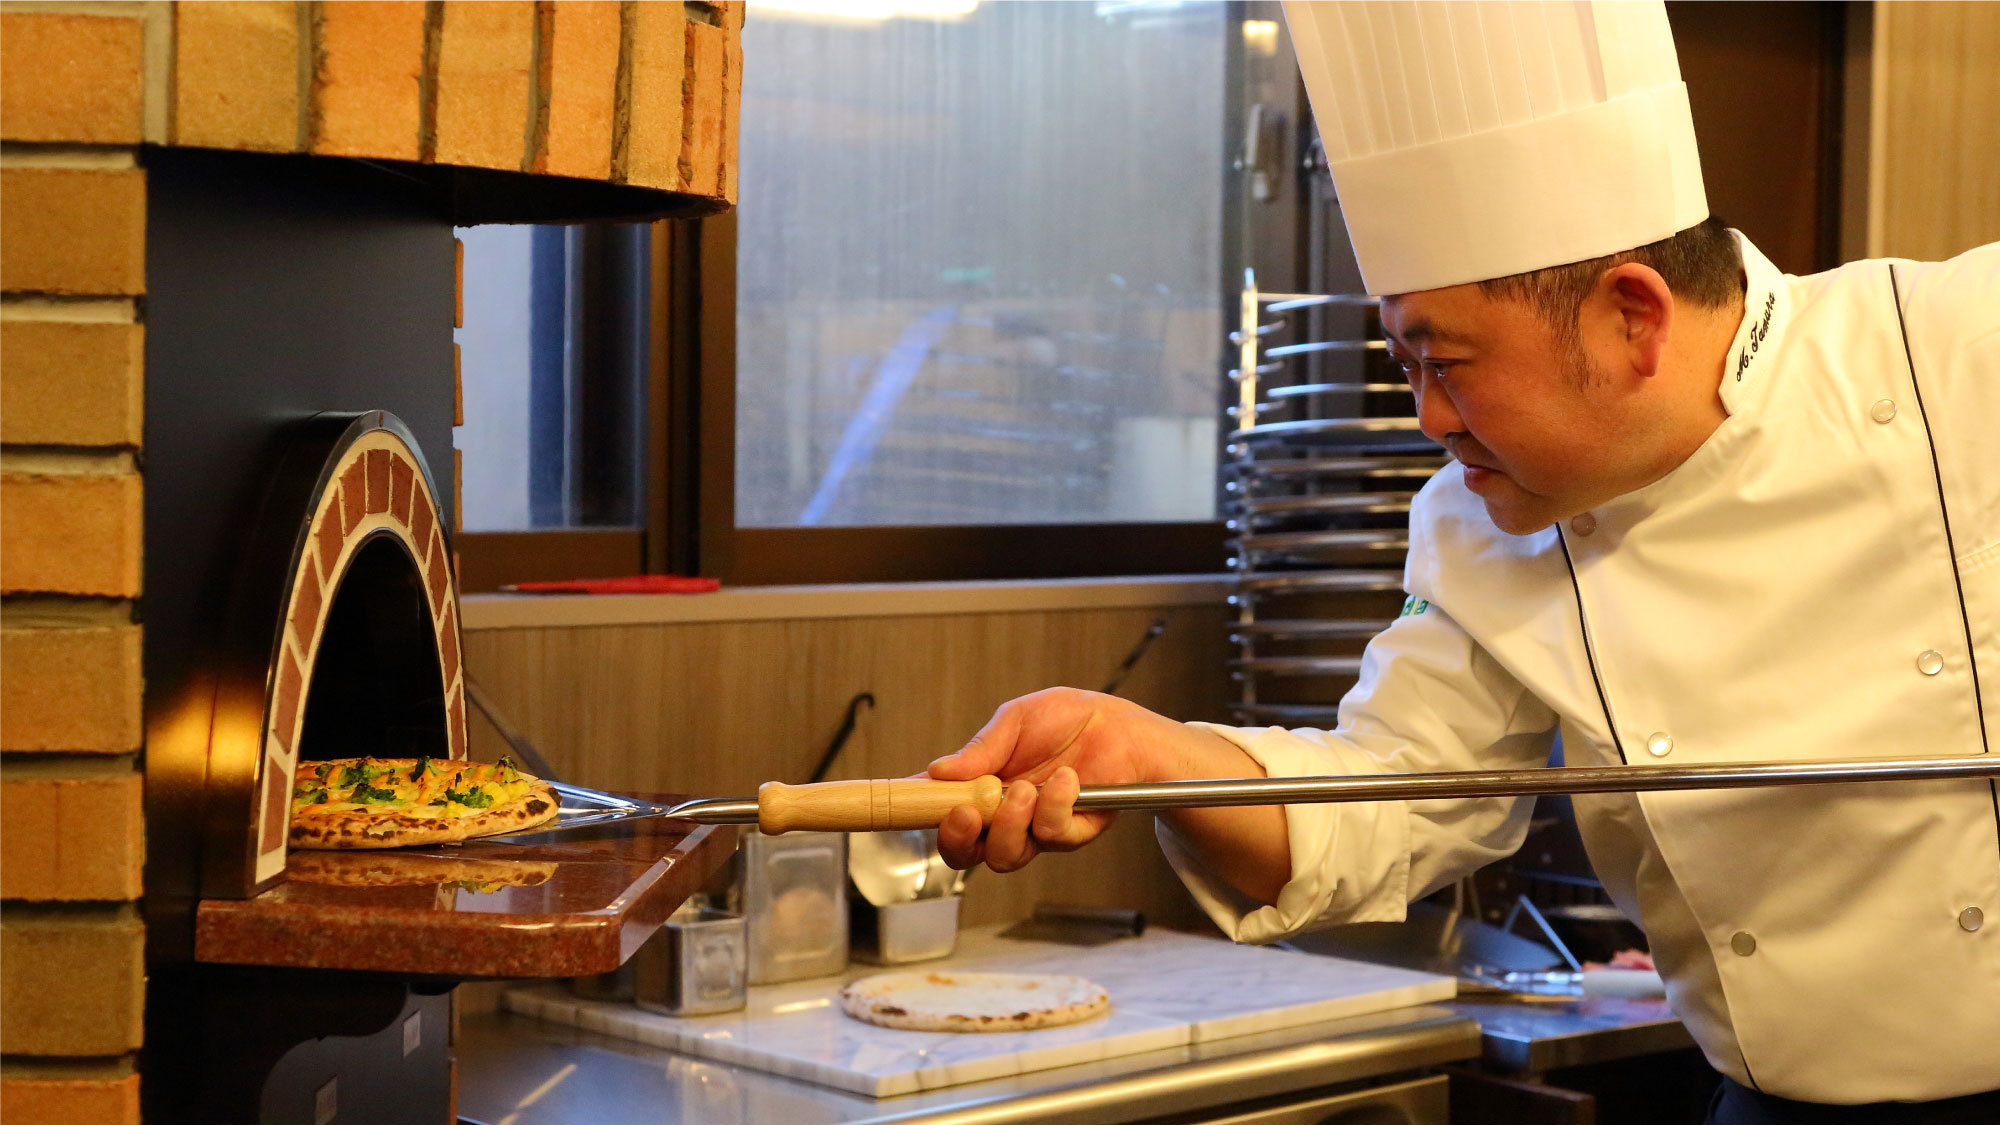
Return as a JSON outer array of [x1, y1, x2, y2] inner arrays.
[[1477, 217, 1745, 340]]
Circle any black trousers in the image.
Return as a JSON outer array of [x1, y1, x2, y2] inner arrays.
[[1708, 1077, 2000, 1125]]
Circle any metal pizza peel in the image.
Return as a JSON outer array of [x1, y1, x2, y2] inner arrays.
[[492, 753, 2000, 839]]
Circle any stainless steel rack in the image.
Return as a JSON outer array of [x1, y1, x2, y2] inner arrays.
[[1224, 270, 1441, 725]]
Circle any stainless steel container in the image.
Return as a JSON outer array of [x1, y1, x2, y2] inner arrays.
[[633, 908, 747, 1017], [850, 894, 960, 965], [847, 829, 963, 964], [740, 831, 848, 984]]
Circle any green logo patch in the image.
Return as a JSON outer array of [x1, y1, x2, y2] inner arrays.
[[1399, 596, 1430, 618]]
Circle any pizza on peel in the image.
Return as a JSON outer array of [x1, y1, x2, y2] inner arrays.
[[289, 756, 560, 849]]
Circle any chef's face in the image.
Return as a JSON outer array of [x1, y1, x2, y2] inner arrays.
[[1381, 285, 1640, 534]]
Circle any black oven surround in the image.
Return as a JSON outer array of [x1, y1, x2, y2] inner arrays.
[[134, 141, 722, 1125], [140, 149, 459, 1124], [140, 148, 457, 957]]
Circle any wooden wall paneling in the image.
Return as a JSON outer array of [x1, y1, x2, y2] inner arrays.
[[1110, 605, 1233, 725], [1873, 1, 2000, 261], [684, 618, 818, 791], [541, 618, 815, 794], [461, 603, 1232, 930], [1666, 1, 1841, 274]]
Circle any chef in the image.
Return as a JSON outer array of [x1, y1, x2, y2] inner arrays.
[[928, 2, 1999, 1121]]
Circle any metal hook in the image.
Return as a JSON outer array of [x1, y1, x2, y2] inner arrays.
[[807, 691, 876, 784], [1101, 617, 1168, 696]]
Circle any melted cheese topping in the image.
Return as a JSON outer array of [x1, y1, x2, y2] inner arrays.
[[291, 758, 535, 819]]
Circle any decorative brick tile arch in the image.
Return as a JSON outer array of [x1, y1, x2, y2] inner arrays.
[[245, 413, 465, 887]]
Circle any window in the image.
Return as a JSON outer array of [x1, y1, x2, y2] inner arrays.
[[734, 0, 1228, 531], [454, 224, 655, 589], [456, 1, 1237, 588], [701, 0, 1232, 582]]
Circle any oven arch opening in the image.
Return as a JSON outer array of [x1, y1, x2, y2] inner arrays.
[[183, 410, 467, 900], [299, 532, 451, 763]]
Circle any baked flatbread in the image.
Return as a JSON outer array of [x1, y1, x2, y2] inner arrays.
[[289, 756, 559, 849], [839, 971, 1109, 1032]]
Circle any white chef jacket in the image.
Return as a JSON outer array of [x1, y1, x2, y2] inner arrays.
[[1164, 235, 2000, 1102]]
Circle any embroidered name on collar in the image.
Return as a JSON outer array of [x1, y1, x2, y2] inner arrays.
[[1735, 291, 1777, 382]]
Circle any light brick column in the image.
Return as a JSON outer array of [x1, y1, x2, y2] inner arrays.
[[0, 5, 156, 1119], [0, 1, 740, 1115]]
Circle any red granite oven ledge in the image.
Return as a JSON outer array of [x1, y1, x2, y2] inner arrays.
[[193, 816, 737, 977]]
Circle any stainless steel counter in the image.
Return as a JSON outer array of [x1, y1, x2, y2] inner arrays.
[[1447, 994, 1694, 1076], [455, 1003, 1479, 1125], [1276, 912, 1697, 1078]]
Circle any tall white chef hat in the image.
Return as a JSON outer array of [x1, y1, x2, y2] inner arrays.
[[1284, 0, 1709, 295]]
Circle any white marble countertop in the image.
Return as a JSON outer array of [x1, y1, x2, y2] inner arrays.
[[506, 925, 1456, 1097], [458, 1002, 1479, 1125]]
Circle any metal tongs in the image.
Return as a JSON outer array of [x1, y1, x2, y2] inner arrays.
[[499, 754, 2000, 839]]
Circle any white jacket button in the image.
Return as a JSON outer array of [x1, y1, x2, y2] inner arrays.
[[1917, 650, 1945, 676], [1731, 931, 1757, 956], [1646, 732, 1673, 757], [1961, 907, 1985, 932], [1569, 513, 1598, 536], [1870, 399, 1898, 423]]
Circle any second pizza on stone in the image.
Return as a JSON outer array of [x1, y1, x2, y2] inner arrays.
[[839, 970, 1109, 1032]]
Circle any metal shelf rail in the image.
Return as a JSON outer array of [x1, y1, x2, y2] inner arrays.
[[1224, 270, 1441, 726]]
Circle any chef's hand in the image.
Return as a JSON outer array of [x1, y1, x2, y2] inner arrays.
[[927, 688, 1256, 876]]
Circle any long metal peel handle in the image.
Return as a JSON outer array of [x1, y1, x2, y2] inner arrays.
[[1068, 754, 2000, 813], [756, 776, 1005, 834]]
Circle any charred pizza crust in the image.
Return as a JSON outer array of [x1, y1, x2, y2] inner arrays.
[[289, 757, 560, 850], [838, 971, 1109, 1032]]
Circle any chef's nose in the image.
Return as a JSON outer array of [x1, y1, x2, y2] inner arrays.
[[1412, 371, 1464, 446]]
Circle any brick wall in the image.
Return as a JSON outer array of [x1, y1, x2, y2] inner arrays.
[[0, 5, 156, 1116], [0, 3, 739, 1114], [0, 0, 743, 204]]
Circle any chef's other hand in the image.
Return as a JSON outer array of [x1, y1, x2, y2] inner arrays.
[[928, 688, 1241, 874]]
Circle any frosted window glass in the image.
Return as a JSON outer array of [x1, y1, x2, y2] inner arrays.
[[736, 1, 1226, 527]]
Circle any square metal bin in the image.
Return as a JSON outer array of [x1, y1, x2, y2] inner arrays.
[[634, 908, 748, 1017], [851, 894, 961, 965], [740, 831, 849, 984]]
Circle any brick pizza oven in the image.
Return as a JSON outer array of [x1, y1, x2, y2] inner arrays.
[[0, 3, 741, 1121]]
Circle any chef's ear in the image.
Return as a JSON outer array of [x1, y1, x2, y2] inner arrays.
[[1600, 263, 1673, 379]]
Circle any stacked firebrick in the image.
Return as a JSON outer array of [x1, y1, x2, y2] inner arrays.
[[1, 6, 152, 1118], [0, 3, 741, 1119]]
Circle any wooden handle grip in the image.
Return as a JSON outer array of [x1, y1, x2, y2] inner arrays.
[[755, 776, 1005, 835]]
